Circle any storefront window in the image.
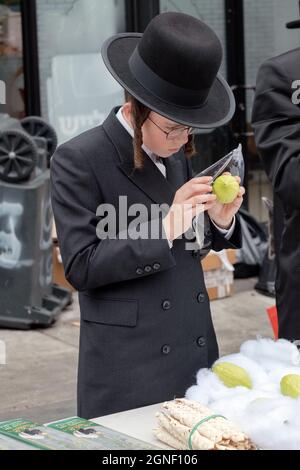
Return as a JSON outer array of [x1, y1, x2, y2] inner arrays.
[[35, 0, 126, 144], [0, 0, 24, 119]]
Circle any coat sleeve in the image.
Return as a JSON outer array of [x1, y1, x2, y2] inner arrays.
[[185, 156, 242, 251], [252, 58, 300, 210], [50, 144, 176, 291]]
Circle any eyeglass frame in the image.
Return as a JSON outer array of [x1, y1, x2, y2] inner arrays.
[[147, 116, 195, 141]]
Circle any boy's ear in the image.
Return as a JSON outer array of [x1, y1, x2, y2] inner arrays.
[[121, 101, 134, 128]]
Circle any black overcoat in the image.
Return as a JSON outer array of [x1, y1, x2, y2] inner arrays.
[[252, 48, 300, 340], [50, 106, 242, 419]]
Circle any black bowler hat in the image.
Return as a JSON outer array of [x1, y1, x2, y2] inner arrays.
[[101, 12, 235, 128], [286, 0, 300, 28]]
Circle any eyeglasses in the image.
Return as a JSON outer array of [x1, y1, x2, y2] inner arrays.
[[147, 116, 195, 141]]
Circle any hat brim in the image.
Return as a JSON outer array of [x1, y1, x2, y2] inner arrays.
[[101, 33, 236, 129], [286, 19, 300, 29]]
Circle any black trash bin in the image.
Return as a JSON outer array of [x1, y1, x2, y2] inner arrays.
[[0, 114, 71, 329]]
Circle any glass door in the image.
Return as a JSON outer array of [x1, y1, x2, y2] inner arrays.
[[35, 0, 127, 144]]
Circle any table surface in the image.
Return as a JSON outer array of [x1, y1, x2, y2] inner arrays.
[[92, 402, 172, 450]]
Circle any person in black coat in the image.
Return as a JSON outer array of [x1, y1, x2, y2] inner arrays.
[[252, 13, 300, 341], [50, 12, 245, 419]]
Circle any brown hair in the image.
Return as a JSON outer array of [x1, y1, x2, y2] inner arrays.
[[124, 91, 197, 170]]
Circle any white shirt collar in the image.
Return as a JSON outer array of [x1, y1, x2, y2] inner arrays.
[[116, 106, 160, 163]]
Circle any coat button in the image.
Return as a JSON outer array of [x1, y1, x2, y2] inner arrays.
[[162, 344, 171, 355], [136, 267, 143, 275], [153, 262, 161, 270], [192, 250, 199, 258], [197, 336, 206, 347], [162, 300, 171, 310], [197, 292, 205, 303], [144, 265, 152, 273]]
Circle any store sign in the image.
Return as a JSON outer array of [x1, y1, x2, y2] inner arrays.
[[57, 109, 106, 140]]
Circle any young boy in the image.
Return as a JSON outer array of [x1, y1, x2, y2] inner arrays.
[[50, 12, 244, 419]]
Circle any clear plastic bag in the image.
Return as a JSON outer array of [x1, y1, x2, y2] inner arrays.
[[194, 143, 245, 185], [191, 144, 245, 249]]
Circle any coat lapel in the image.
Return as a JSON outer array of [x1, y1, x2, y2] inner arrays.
[[102, 107, 186, 208]]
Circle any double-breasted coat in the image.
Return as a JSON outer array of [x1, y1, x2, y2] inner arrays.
[[50, 106, 242, 419], [252, 48, 300, 340]]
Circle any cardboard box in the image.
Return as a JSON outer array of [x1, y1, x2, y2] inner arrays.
[[201, 249, 236, 301], [201, 249, 236, 271], [204, 267, 234, 300], [52, 245, 75, 292]]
